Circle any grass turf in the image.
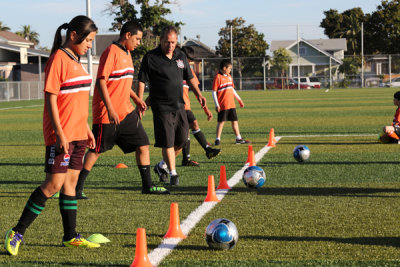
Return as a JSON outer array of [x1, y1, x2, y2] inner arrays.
[[1, 88, 400, 266]]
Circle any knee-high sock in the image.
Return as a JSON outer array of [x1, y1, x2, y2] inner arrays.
[[59, 193, 77, 241], [193, 129, 208, 150]]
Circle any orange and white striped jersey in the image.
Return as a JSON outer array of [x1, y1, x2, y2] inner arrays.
[[183, 69, 200, 110], [212, 72, 239, 111], [43, 48, 91, 146], [92, 42, 135, 124], [393, 107, 400, 126]]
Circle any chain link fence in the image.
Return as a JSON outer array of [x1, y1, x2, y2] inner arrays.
[[0, 81, 44, 102]]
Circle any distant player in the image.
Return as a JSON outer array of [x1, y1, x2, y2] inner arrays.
[[212, 59, 250, 145], [4, 16, 100, 256], [380, 91, 400, 144], [75, 21, 169, 197]]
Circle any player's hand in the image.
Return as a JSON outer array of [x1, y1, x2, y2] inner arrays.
[[87, 128, 96, 149], [135, 99, 147, 120], [55, 131, 68, 154], [215, 106, 220, 113], [203, 106, 213, 121], [238, 100, 244, 108], [108, 108, 120, 125], [198, 95, 207, 108]]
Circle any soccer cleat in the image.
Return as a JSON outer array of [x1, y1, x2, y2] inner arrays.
[[214, 139, 220, 146], [235, 138, 251, 144], [206, 147, 221, 159], [142, 184, 170, 194], [76, 191, 88, 200], [52, 191, 60, 199], [182, 159, 200, 167], [62, 234, 100, 248], [154, 163, 169, 183], [4, 228, 24, 256], [169, 174, 179, 186]]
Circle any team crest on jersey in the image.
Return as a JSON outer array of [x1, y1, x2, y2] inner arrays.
[[176, 59, 184, 69], [60, 154, 70, 167]]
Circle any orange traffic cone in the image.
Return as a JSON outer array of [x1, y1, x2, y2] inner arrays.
[[249, 151, 256, 166], [204, 175, 220, 202], [115, 163, 128, 168], [217, 165, 231, 189], [130, 228, 153, 267], [163, 203, 187, 239], [267, 128, 276, 147], [245, 145, 253, 164]]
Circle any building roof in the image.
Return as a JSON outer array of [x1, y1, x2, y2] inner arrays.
[[270, 38, 347, 52], [0, 31, 34, 46], [182, 38, 217, 59], [0, 43, 49, 58]]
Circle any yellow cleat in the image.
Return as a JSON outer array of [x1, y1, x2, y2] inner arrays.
[[63, 234, 100, 248], [4, 228, 24, 256]]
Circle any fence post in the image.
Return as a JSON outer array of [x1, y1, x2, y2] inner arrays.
[[6, 82, 9, 101], [28, 82, 30, 100], [18, 82, 20, 101], [389, 55, 392, 87], [201, 58, 204, 92]]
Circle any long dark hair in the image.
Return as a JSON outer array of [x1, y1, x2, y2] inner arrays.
[[50, 15, 98, 55]]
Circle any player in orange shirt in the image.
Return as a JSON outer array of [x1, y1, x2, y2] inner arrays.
[[212, 59, 250, 145], [4, 16, 100, 256], [380, 91, 400, 143], [75, 22, 169, 197]]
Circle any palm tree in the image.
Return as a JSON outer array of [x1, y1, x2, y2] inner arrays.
[[16, 25, 40, 46], [337, 14, 361, 55], [0, 21, 11, 31]]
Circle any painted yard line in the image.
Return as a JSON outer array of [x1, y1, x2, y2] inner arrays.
[[148, 137, 281, 266], [0, 104, 43, 111], [281, 134, 376, 138]]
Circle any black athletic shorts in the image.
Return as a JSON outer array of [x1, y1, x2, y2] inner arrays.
[[90, 110, 149, 154], [45, 140, 86, 174], [153, 107, 189, 148], [218, 108, 238, 122], [185, 109, 196, 124]]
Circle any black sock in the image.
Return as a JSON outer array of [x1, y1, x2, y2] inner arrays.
[[193, 130, 208, 150], [59, 193, 77, 241], [182, 139, 190, 162], [76, 168, 90, 196], [138, 165, 153, 189], [14, 187, 48, 235]]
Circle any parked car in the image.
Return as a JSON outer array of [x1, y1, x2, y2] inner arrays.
[[293, 77, 321, 88], [385, 77, 400, 87], [266, 78, 309, 89]]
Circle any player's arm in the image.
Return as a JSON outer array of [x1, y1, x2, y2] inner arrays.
[[130, 89, 147, 119], [137, 81, 146, 100], [45, 92, 68, 154], [187, 78, 206, 108], [86, 123, 95, 149], [233, 88, 244, 108], [96, 78, 120, 125], [212, 91, 220, 113]]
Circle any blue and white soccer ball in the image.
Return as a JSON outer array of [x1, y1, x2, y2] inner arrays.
[[242, 166, 266, 188], [205, 218, 238, 250], [293, 145, 310, 162]]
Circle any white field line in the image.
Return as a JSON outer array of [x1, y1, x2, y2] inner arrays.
[[281, 134, 376, 138], [148, 137, 282, 266], [0, 104, 43, 111]]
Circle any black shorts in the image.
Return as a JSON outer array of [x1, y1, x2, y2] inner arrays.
[[185, 109, 196, 124], [44, 140, 86, 173], [394, 125, 400, 136], [153, 107, 189, 148], [90, 111, 149, 154], [218, 108, 238, 122]]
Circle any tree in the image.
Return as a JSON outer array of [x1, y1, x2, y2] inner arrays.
[[16, 25, 39, 46], [270, 48, 292, 89], [216, 17, 269, 89], [106, 0, 183, 75], [320, 8, 365, 55], [0, 21, 10, 31], [338, 56, 361, 87]]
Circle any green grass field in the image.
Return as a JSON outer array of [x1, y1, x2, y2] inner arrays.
[[1, 88, 400, 266]]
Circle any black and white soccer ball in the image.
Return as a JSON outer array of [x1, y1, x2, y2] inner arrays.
[[293, 145, 310, 162], [205, 218, 238, 250], [242, 166, 266, 188]]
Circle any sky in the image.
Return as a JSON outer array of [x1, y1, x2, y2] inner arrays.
[[1, 0, 381, 51]]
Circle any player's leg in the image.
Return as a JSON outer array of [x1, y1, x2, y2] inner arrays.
[[215, 121, 224, 145], [191, 119, 221, 159], [75, 151, 100, 199]]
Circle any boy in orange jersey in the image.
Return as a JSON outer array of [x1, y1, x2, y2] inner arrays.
[[380, 91, 400, 144], [75, 21, 169, 197], [212, 59, 250, 145]]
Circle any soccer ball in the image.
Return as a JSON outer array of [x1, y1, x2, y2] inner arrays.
[[293, 145, 310, 162], [242, 166, 266, 188], [205, 218, 238, 250]]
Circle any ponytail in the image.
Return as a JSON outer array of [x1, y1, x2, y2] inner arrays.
[[50, 16, 97, 55]]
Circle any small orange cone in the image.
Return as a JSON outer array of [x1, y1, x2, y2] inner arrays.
[[130, 228, 153, 267], [245, 145, 253, 164], [249, 151, 256, 166], [217, 165, 231, 189], [115, 163, 128, 168], [204, 175, 220, 202], [163, 203, 187, 239], [267, 128, 276, 147]]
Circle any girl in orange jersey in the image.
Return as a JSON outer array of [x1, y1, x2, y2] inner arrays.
[[5, 15, 100, 256]]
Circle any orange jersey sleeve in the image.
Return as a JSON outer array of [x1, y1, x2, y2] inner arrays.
[[183, 69, 200, 110], [92, 44, 135, 124], [43, 49, 91, 146], [393, 107, 400, 126]]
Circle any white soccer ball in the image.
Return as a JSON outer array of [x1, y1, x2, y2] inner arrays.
[[293, 145, 310, 162], [242, 166, 266, 188], [205, 218, 238, 250]]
